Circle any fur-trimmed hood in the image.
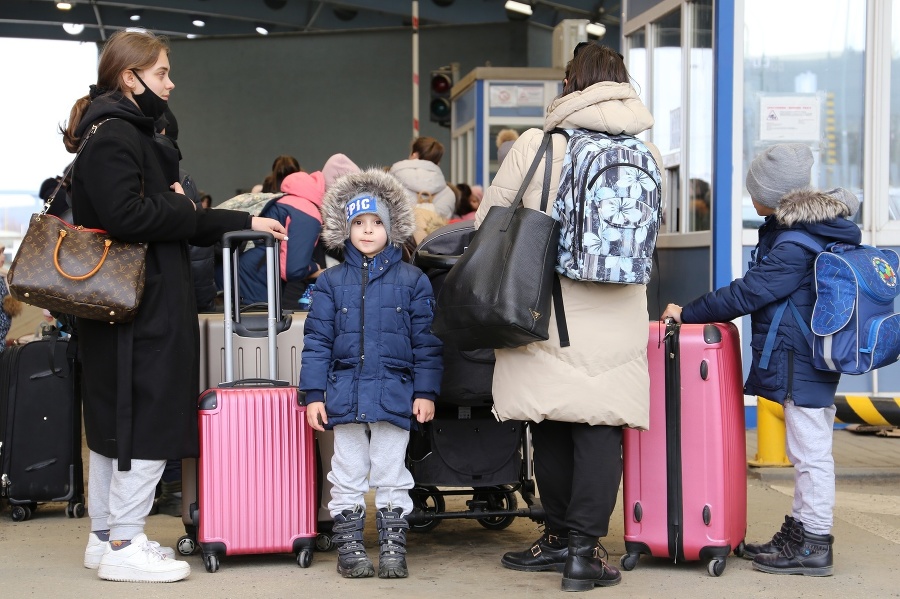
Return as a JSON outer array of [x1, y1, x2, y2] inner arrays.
[[320, 168, 415, 250], [775, 187, 859, 227]]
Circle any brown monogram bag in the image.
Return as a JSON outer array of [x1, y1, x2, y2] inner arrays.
[[8, 119, 147, 323]]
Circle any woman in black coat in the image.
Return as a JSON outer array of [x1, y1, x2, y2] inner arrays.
[[62, 30, 285, 583]]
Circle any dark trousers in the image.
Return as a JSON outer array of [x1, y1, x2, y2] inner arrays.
[[531, 420, 623, 538]]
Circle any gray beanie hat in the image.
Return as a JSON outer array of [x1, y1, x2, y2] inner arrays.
[[345, 193, 393, 240], [746, 143, 814, 209]]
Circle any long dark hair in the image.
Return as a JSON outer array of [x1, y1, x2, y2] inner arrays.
[[62, 30, 170, 152], [262, 155, 301, 193], [562, 43, 629, 97]]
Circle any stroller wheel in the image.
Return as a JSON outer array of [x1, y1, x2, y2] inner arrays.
[[474, 488, 518, 530], [409, 486, 445, 533]]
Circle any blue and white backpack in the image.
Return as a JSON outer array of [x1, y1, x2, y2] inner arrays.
[[551, 129, 662, 284], [762, 232, 900, 375]]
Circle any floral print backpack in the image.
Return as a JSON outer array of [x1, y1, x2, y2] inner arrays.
[[551, 129, 662, 284]]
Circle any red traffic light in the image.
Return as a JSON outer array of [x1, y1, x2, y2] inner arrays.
[[431, 73, 452, 94]]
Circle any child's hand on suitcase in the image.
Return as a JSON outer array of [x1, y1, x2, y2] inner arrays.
[[413, 398, 435, 423], [661, 304, 683, 323], [307, 402, 328, 431]]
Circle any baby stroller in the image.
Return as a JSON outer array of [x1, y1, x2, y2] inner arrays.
[[407, 221, 543, 532]]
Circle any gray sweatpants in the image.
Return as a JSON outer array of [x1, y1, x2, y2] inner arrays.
[[784, 400, 836, 535], [87, 450, 165, 540], [327, 422, 414, 518]]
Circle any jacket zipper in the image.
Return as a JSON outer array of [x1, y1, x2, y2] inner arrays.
[[360, 261, 369, 364]]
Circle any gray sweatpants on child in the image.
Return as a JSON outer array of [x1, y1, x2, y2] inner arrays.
[[327, 421, 414, 518], [784, 400, 836, 535], [88, 450, 165, 540]]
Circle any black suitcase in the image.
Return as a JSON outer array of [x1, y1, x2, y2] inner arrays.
[[0, 333, 85, 521]]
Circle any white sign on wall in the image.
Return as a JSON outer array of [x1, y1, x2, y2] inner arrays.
[[489, 84, 545, 108], [759, 95, 821, 142]]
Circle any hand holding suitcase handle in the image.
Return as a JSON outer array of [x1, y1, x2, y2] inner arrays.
[[222, 230, 277, 249]]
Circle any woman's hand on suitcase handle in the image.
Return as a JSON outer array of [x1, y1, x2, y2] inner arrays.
[[307, 402, 328, 431], [661, 304, 683, 323], [251, 217, 288, 241], [413, 398, 435, 423]]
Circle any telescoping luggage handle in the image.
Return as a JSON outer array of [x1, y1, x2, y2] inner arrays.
[[221, 230, 282, 384]]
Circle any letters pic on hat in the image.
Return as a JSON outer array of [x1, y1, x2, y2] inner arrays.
[[345, 194, 393, 239]]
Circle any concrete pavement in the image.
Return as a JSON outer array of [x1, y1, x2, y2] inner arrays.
[[2, 429, 899, 598]]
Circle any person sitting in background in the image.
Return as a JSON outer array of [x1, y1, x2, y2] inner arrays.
[[389, 137, 456, 220], [198, 191, 212, 209]]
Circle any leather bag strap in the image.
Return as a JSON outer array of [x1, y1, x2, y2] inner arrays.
[[501, 133, 553, 232]]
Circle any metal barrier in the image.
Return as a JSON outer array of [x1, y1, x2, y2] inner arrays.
[[749, 395, 900, 468]]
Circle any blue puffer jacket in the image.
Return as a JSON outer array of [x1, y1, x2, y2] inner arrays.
[[682, 188, 861, 407], [299, 243, 443, 430]]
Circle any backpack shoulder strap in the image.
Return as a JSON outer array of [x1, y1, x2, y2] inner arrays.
[[772, 230, 824, 254]]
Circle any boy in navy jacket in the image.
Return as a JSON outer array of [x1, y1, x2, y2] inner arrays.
[[300, 168, 442, 580], [662, 144, 860, 577]]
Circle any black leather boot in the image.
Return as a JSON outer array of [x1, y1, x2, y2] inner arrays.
[[743, 515, 797, 560], [561, 532, 621, 591], [500, 531, 568, 572], [752, 523, 833, 577], [376, 507, 409, 578], [332, 508, 375, 578]]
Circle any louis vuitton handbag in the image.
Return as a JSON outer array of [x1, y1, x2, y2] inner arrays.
[[8, 119, 147, 323]]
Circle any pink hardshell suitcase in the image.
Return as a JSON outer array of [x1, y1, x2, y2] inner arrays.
[[196, 231, 316, 573], [621, 320, 747, 577]]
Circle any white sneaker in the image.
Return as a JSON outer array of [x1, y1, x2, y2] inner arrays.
[[97, 533, 190, 583], [84, 533, 175, 569]]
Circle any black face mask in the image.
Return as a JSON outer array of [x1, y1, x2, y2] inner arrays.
[[131, 71, 168, 121]]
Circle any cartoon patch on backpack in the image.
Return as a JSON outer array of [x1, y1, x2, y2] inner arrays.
[[552, 129, 662, 284]]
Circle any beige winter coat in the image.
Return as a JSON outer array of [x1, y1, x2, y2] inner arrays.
[[475, 81, 662, 429]]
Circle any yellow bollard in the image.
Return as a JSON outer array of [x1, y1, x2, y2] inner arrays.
[[748, 396, 792, 467]]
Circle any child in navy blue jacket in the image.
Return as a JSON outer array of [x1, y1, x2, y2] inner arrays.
[[300, 168, 443, 580], [662, 144, 860, 577]]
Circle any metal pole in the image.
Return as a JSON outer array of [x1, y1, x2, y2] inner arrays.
[[412, 0, 420, 139]]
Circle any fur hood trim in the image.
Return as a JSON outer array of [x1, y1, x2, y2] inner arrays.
[[320, 168, 415, 250], [775, 188, 853, 227]]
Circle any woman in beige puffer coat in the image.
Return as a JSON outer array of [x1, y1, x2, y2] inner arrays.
[[476, 44, 662, 591]]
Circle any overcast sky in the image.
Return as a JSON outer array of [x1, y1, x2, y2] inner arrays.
[[0, 38, 97, 196]]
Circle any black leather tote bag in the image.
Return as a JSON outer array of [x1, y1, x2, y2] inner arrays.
[[432, 133, 561, 350]]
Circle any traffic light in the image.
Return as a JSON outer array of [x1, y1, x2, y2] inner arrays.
[[429, 67, 453, 127]]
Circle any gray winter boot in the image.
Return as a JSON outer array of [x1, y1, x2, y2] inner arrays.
[[375, 507, 409, 578], [332, 508, 375, 578]]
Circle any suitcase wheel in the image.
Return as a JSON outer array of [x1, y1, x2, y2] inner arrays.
[[620, 552, 639, 571], [733, 541, 746, 558], [177, 535, 197, 556], [203, 553, 219, 573], [65, 502, 85, 518], [297, 549, 313, 568], [707, 558, 726, 577], [315, 533, 335, 552], [10, 504, 31, 522]]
